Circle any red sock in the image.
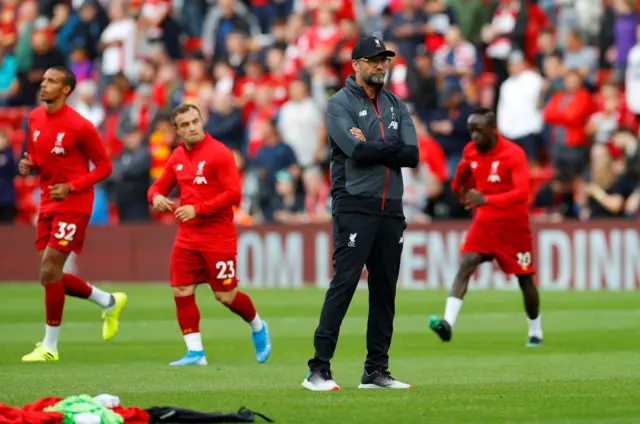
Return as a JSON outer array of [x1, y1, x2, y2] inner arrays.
[[44, 280, 65, 326], [175, 295, 200, 335], [62, 273, 92, 299], [226, 291, 257, 322]]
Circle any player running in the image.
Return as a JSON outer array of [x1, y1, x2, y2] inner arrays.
[[428, 108, 543, 347], [19, 67, 127, 363], [147, 103, 271, 366]]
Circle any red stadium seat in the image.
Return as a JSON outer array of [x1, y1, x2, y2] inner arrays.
[[10, 128, 26, 156], [14, 176, 39, 224], [108, 204, 120, 225]]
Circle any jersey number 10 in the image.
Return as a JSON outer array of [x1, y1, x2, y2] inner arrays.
[[517, 252, 532, 267]]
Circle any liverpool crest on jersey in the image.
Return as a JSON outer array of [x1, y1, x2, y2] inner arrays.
[[51, 132, 66, 155], [193, 161, 207, 184]]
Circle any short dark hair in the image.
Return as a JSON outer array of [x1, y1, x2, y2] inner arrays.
[[48, 66, 76, 95], [565, 68, 583, 79], [546, 52, 562, 62], [470, 107, 496, 124], [171, 103, 201, 126]]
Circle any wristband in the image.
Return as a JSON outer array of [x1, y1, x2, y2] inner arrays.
[[592, 188, 605, 202]]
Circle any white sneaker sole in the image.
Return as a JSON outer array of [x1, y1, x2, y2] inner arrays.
[[358, 383, 412, 389], [301, 379, 340, 391]]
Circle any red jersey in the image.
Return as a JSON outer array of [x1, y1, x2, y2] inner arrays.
[[147, 134, 241, 253], [418, 135, 448, 182], [263, 73, 292, 107], [297, 25, 341, 62], [27, 104, 112, 217], [451, 137, 530, 225]]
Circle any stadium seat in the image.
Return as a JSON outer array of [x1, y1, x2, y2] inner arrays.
[[14, 176, 39, 224], [108, 204, 120, 226], [10, 128, 26, 156]]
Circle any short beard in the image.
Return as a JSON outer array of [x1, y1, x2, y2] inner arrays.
[[363, 74, 385, 90]]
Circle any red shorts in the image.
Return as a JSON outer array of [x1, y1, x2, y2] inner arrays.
[[461, 221, 535, 275], [35, 214, 91, 254], [170, 246, 238, 291]]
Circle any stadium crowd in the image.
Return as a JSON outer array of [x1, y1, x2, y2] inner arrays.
[[0, 0, 639, 226]]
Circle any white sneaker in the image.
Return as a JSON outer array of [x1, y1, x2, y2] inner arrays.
[[357, 370, 412, 389], [302, 370, 340, 391]]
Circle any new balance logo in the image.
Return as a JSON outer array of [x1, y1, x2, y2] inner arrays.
[[359, 110, 367, 116], [348, 233, 357, 248], [51, 132, 65, 155], [193, 160, 207, 184]]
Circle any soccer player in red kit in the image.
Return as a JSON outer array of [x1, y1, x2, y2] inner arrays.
[[428, 108, 543, 347], [19, 67, 127, 362], [147, 104, 271, 366]]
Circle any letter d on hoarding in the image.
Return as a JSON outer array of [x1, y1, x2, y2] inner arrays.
[[538, 230, 571, 290]]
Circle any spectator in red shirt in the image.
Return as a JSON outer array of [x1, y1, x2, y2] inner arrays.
[[177, 52, 212, 105], [100, 84, 125, 159], [543, 69, 593, 177], [593, 81, 638, 132], [297, 5, 341, 71], [332, 18, 360, 84], [245, 84, 277, 160], [234, 54, 266, 124], [264, 47, 292, 107], [423, 0, 457, 54]]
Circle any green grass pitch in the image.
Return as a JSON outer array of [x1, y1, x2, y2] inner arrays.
[[0, 284, 639, 423]]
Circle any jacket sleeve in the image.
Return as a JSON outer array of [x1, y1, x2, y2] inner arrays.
[[326, 97, 402, 164], [484, 148, 530, 206], [192, 147, 242, 216], [561, 91, 592, 126], [147, 154, 177, 203], [451, 156, 473, 195], [67, 122, 113, 192], [376, 101, 419, 168], [25, 118, 37, 171]]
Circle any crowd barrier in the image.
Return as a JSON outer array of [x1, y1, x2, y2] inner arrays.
[[0, 221, 639, 290]]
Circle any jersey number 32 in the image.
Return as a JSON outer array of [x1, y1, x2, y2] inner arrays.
[[55, 222, 77, 241]]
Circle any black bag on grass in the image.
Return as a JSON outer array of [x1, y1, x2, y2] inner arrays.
[[146, 406, 274, 423]]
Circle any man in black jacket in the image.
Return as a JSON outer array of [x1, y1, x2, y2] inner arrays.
[[302, 36, 419, 391]]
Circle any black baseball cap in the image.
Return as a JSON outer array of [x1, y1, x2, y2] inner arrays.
[[351, 36, 396, 60]]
